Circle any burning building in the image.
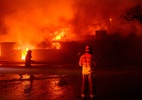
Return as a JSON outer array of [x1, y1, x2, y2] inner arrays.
[[0, 33, 99, 64], [0, 42, 63, 63], [0, 0, 141, 67]]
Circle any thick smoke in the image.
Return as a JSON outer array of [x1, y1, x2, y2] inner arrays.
[[0, 0, 75, 47], [0, 0, 141, 48], [72, 0, 142, 36]]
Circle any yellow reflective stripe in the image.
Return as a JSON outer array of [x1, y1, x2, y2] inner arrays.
[[90, 94, 96, 98], [81, 94, 86, 97]]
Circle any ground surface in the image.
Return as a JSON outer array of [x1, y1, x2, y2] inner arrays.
[[0, 65, 142, 100]]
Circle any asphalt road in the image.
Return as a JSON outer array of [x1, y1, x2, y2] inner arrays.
[[0, 65, 142, 100]]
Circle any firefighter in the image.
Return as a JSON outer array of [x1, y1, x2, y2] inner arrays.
[[19, 50, 34, 79], [25, 50, 34, 67], [79, 45, 96, 100]]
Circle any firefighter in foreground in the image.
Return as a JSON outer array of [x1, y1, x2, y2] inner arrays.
[[79, 45, 96, 99], [19, 50, 34, 79]]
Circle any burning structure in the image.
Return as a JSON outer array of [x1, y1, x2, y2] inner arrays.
[[0, 0, 142, 66], [0, 29, 106, 64], [0, 34, 98, 64]]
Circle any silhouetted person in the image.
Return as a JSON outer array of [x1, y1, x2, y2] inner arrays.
[[79, 45, 96, 100], [19, 50, 34, 79], [25, 50, 34, 67]]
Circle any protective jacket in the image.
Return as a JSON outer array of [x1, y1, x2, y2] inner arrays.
[[79, 53, 95, 75], [25, 53, 32, 67]]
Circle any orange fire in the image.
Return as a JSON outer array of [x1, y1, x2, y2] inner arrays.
[[21, 47, 29, 60], [52, 42, 61, 49], [54, 31, 66, 40], [14, 43, 34, 60], [51, 28, 69, 49]]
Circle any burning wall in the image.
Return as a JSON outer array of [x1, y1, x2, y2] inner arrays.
[[0, 42, 19, 61]]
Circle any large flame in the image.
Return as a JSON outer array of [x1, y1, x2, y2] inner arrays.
[[14, 43, 35, 60], [0, 0, 111, 49], [52, 42, 61, 49], [21, 47, 29, 60], [0, 0, 140, 47]]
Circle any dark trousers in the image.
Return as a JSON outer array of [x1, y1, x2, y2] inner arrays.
[[81, 74, 96, 98]]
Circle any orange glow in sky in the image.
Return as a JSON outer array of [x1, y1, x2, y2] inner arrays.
[[0, 0, 141, 48]]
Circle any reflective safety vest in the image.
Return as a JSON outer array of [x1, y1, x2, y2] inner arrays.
[[79, 53, 95, 75]]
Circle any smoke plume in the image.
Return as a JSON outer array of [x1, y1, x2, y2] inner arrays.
[[0, 0, 141, 48]]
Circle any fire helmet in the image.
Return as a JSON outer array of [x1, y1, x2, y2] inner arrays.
[[27, 50, 32, 54], [85, 45, 92, 52]]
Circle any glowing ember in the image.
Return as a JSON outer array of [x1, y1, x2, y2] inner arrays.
[[52, 42, 61, 49]]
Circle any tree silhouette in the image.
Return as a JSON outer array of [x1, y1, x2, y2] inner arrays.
[[122, 4, 142, 23]]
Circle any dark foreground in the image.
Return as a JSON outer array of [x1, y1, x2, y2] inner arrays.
[[0, 65, 142, 100]]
